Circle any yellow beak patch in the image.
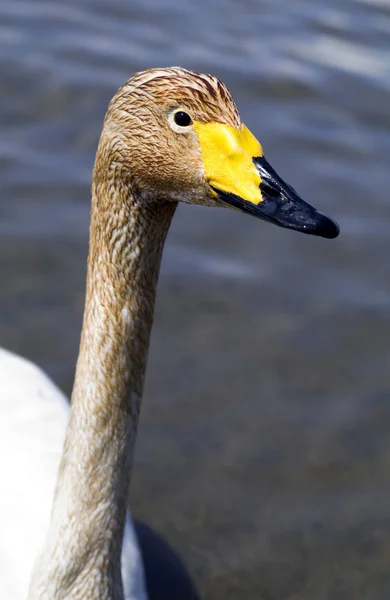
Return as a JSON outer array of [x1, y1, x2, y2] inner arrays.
[[193, 121, 264, 205]]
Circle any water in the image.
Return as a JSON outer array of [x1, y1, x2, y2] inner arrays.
[[1, 0, 390, 597]]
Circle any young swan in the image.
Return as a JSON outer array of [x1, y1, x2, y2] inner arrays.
[[28, 67, 339, 600]]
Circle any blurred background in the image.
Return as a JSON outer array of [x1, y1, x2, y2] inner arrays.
[[1, 0, 390, 598]]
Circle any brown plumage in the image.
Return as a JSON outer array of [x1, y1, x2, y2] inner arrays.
[[28, 66, 339, 600], [28, 67, 246, 600], [96, 67, 240, 203]]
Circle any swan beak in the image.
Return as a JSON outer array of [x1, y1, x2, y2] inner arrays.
[[213, 155, 339, 239], [194, 121, 340, 239]]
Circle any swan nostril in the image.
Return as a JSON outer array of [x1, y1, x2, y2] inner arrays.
[[260, 179, 279, 200]]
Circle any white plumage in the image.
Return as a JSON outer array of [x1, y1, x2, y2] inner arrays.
[[0, 347, 147, 600]]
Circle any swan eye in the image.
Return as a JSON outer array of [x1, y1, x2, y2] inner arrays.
[[173, 111, 192, 127]]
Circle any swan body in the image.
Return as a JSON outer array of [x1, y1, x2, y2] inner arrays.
[[0, 348, 146, 600], [0, 348, 198, 600], [0, 67, 339, 600]]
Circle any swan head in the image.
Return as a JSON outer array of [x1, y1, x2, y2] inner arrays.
[[98, 67, 339, 239]]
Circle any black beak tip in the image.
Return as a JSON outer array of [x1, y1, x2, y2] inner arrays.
[[313, 213, 340, 239]]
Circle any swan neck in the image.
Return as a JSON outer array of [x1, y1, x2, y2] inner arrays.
[[29, 175, 176, 599]]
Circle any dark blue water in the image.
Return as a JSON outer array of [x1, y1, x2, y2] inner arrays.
[[1, 0, 390, 597]]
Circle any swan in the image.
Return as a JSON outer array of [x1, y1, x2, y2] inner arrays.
[[0, 67, 339, 600]]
